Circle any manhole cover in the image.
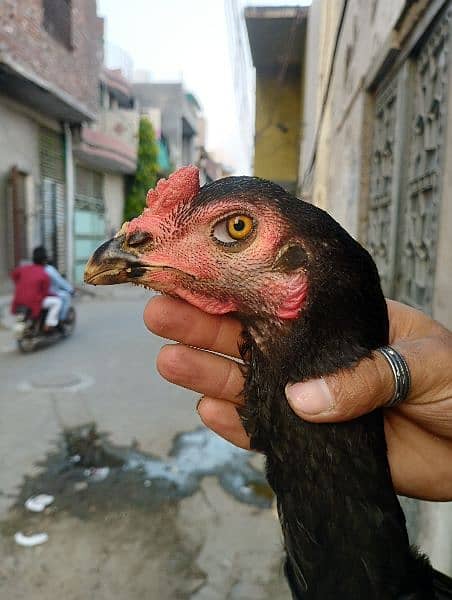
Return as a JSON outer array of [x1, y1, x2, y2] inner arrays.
[[18, 373, 94, 392], [31, 374, 83, 389]]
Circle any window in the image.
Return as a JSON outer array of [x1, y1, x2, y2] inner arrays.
[[43, 0, 72, 49]]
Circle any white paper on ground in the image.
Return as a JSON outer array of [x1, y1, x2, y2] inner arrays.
[[24, 494, 55, 512], [14, 532, 49, 547]]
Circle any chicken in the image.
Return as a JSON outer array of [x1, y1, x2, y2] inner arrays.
[[84, 166, 452, 599]]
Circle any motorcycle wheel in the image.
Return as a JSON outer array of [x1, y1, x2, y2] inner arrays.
[[17, 337, 37, 353], [62, 307, 76, 337]]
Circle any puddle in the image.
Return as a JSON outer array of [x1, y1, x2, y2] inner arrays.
[[125, 428, 272, 507], [4, 424, 273, 525]]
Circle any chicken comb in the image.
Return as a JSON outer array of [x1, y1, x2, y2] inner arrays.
[[145, 165, 200, 214]]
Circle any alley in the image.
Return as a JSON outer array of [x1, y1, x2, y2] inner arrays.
[[0, 287, 289, 599]]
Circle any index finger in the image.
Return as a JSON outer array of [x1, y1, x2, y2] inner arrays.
[[387, 299, 445, 342], [144, 295, 243, 358]]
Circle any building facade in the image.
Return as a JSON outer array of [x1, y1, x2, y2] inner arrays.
[[0, 0, 139, 290], [132, 82, 200, 170], [245, 6, 308, 193], [72, 67, 139, 282], [300, 0, 452, 334], [0, 0, 101, 291]]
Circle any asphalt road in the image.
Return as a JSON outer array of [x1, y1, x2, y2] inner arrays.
[[0, 287, 289, 599]]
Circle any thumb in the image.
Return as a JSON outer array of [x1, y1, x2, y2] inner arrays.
[[285, 351, 396, 422]]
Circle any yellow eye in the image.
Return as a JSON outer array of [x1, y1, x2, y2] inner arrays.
[[226, 215, 253, 240]]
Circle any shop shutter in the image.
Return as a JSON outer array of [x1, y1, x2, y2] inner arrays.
[[39, 128, 67, 274]]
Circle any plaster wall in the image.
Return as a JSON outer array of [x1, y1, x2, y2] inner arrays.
[[254, 69, 301, 192], [0, 96, 41, 293], [104, 173, 125, 239], [301, 0, 407, 233]]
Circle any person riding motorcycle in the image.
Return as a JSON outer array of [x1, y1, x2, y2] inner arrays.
[[45, 259, 74, 321], [11, 246, 62, 332]]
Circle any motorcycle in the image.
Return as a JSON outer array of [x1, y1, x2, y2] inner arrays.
[[13, 304, 76, 352]]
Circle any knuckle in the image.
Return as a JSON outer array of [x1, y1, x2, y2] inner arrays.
[[327, 356, 387, 419], [220, 361, 242, 401]]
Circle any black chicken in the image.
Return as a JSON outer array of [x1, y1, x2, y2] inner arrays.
[[84, 166, 452, 599]]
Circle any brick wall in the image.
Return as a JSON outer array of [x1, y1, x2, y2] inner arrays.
[[0, 0, 103, 114]]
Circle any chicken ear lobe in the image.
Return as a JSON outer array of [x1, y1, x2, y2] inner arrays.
[[272, 242, 308, 273]]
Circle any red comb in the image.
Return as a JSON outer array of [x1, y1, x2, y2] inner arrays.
[[146, 165, 200, 213]]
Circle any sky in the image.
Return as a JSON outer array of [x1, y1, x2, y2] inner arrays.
[[97, 0, 311, 174]]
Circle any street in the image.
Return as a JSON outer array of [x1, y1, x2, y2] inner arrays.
[[0, 287, 289, 599]]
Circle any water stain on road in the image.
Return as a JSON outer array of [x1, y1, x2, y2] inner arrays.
[[3, 423, 272, 529], [125, 427, 273, 507]]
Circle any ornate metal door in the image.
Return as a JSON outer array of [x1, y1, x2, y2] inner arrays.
[[368, 5, 451, 314], [367, 76, 400, 297], [395, 9, 451, 312]]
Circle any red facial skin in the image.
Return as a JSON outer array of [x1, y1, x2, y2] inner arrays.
[[120, 167, 308, 322]]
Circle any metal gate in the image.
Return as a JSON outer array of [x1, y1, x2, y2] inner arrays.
[[74, 166, 105, 284]]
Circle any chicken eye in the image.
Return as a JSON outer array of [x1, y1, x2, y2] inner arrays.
[[227, 215, 253, 239], [212, 215, 254, 244]]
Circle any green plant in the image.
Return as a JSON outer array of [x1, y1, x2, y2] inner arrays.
[[124, 117, 159, 220]]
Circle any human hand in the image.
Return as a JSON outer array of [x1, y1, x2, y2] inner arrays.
[[144, 296, 452, 501]]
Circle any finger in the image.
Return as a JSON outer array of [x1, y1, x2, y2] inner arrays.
[[197, 396, 251, 450], [387, 299, 444, 341], [285, 352, 393, 422], [144, 295, 243, 358], [385, 411, 452, 501], [285, 334, 452, 422], [156, 343, 245, 401]]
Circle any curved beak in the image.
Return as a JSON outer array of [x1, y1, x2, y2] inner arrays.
[[84, 235, 146, 285]]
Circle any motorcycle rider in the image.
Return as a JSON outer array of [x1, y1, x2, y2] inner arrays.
[[45, 259, 74, 321], [11, 246, 62, 332]]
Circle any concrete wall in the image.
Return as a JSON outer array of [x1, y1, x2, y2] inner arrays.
[[300, 0, 407, 229], [0, 95, 41, 293], [104, 173, 125, 239], [254, 68, 301, 192], [0, 0, 102, 114]]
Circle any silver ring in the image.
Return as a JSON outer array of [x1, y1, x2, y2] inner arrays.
[[376, 345, 411, 408]]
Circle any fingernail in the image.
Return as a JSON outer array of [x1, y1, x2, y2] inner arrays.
[[285, 378, 334, 415]]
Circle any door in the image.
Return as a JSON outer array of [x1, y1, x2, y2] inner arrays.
[[74, 166, 105, 284]]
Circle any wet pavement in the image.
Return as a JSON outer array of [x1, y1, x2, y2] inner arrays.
[[0, 287, 290, 599]]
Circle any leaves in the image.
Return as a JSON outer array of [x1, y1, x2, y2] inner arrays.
[[124, 117, 159, 221]]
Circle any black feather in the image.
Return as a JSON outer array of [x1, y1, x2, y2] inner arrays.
[[195, 176, 452, 599]]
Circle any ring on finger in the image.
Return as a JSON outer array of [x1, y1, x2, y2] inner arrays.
[[376, 345, 411, 408]]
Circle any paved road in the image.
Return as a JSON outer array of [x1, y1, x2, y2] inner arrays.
[[0, 287, 289, 599], [0, 287, 200, 510]]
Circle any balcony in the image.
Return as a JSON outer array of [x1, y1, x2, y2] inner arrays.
[[73, 107, 139, 174]]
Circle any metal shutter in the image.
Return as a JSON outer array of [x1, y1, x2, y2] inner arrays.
[[39, 128, 67, 274]]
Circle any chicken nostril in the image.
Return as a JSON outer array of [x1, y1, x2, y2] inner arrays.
[[126, 230, 152, 247]]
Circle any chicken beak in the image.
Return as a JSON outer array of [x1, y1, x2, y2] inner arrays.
[[84, 235, 146, 285]]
